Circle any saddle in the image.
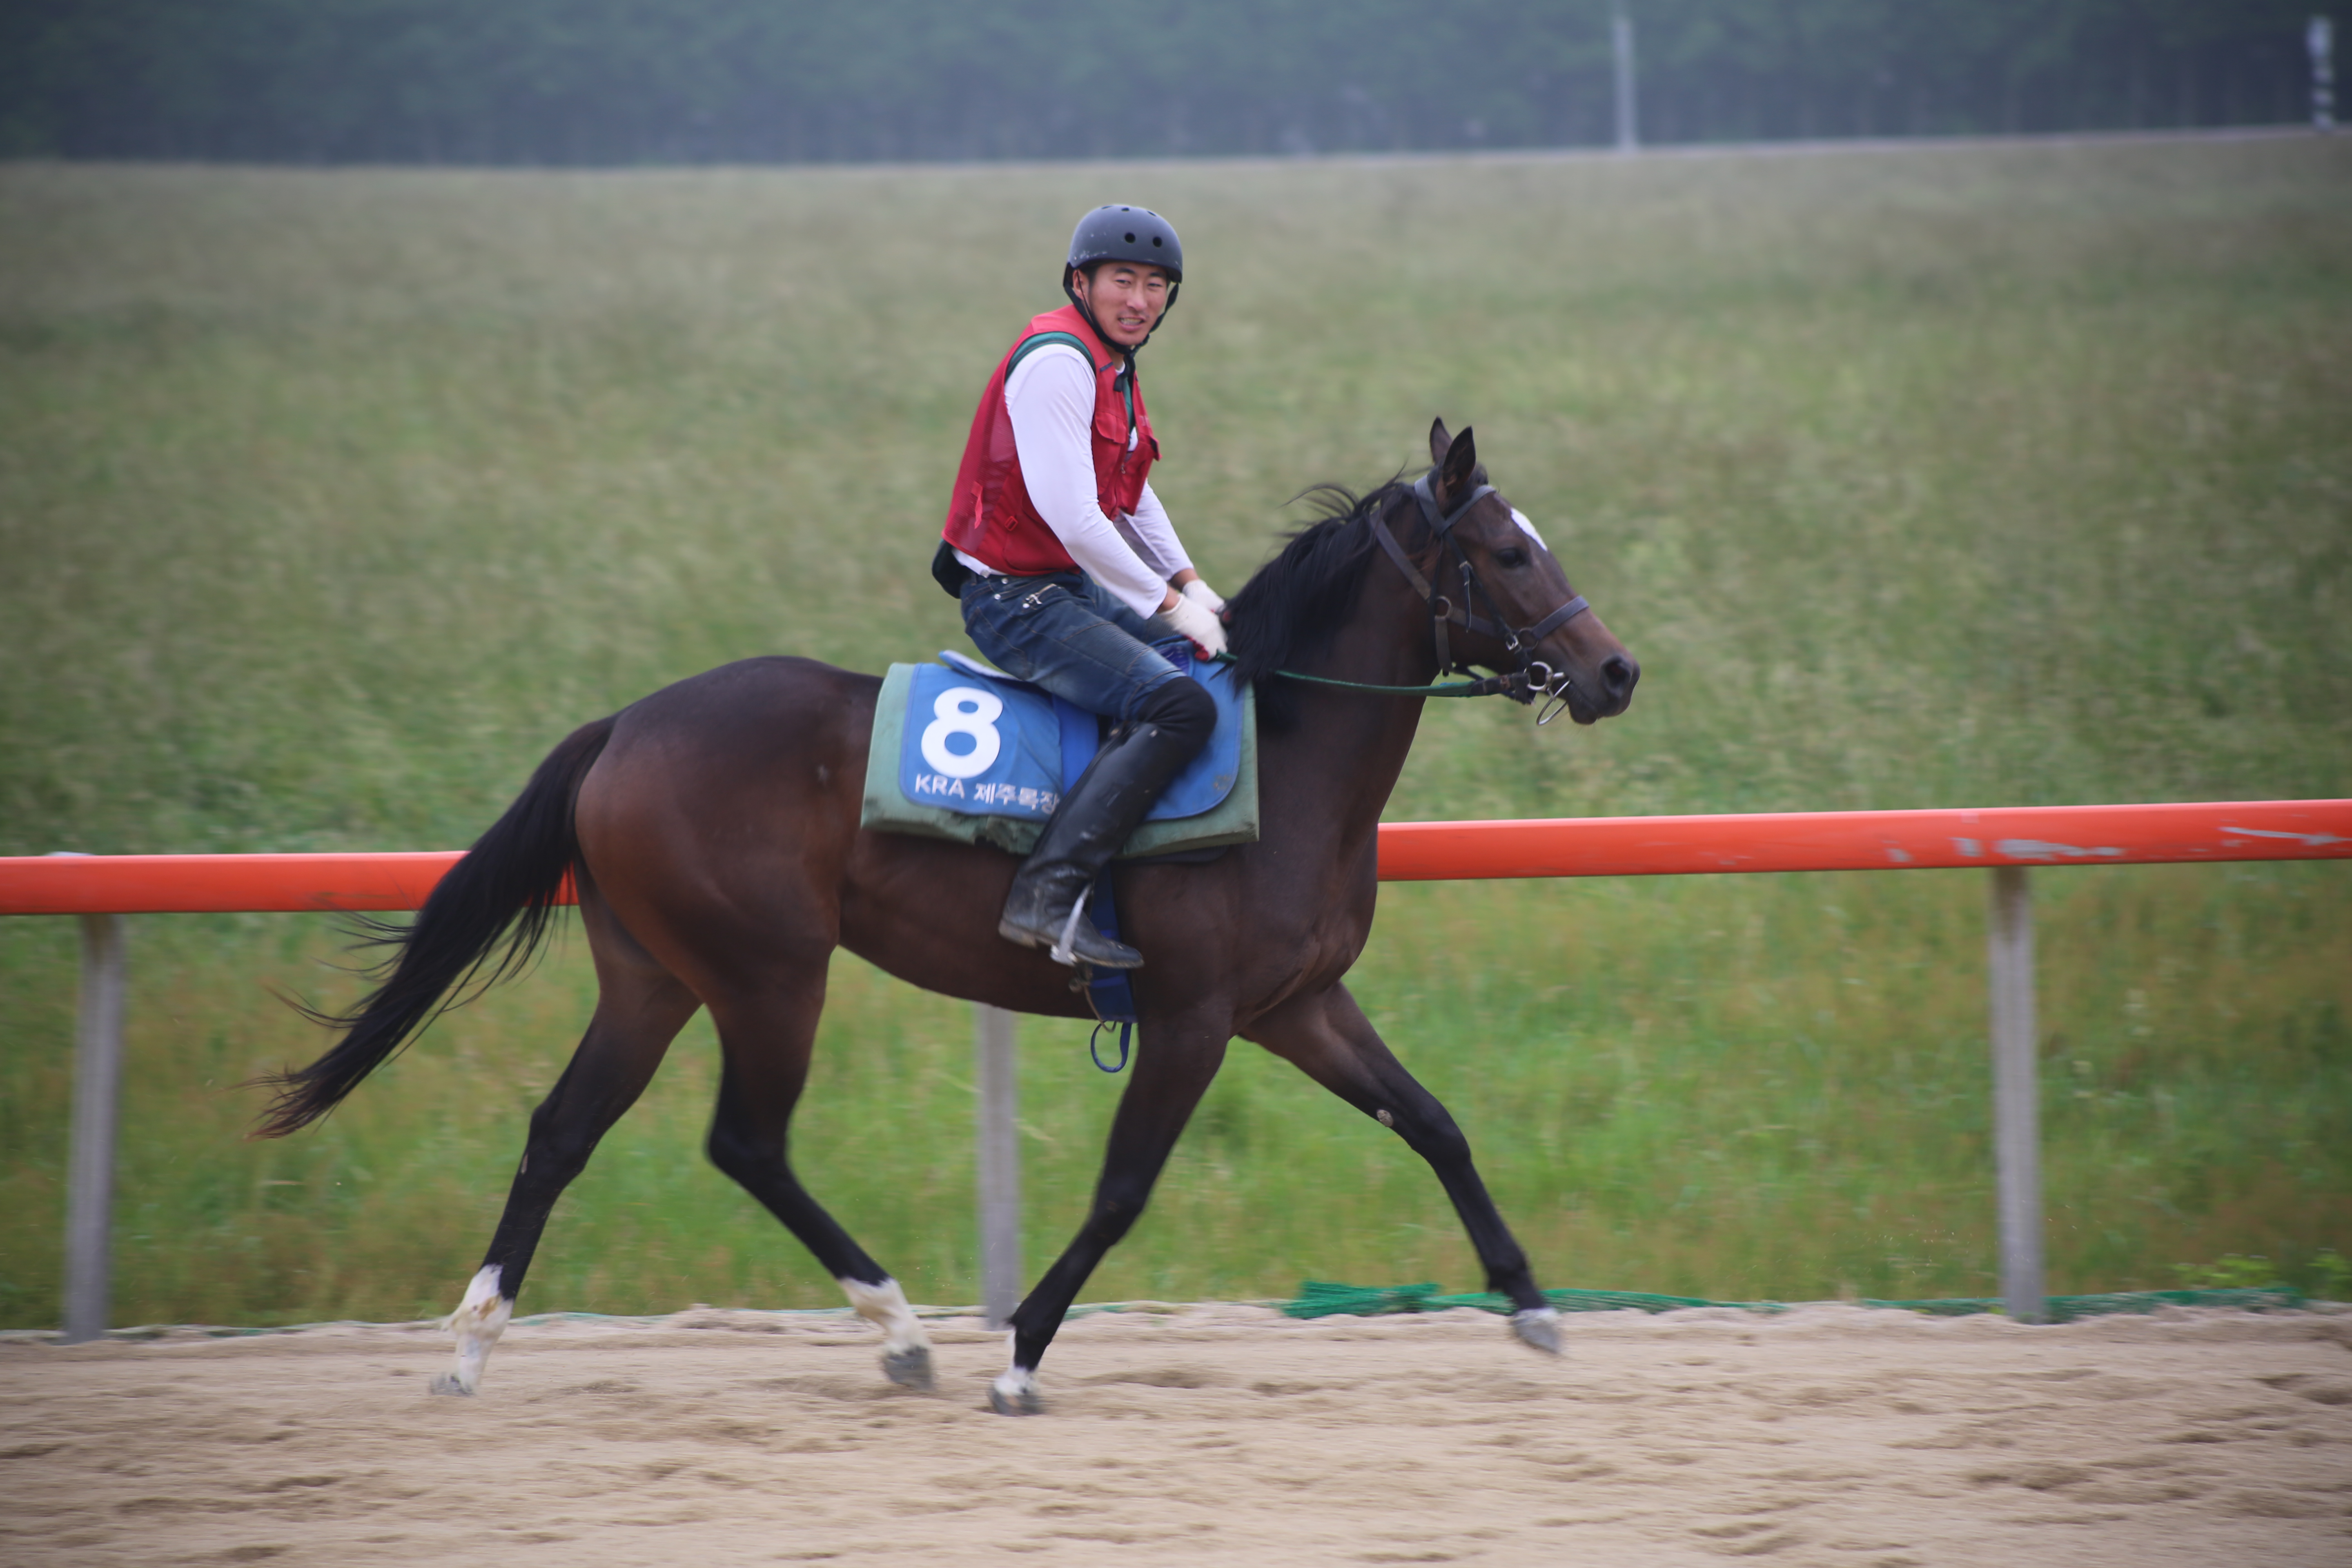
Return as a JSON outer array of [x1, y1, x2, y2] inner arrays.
[[860, 641, 1256, 1061], [860, 642, 1257, 859]]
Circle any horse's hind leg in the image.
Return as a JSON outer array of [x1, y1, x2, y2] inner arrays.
[[701, 969, 937, 1392], [432, 897, 699, 1395], [1245, 983, 1562, 1354]]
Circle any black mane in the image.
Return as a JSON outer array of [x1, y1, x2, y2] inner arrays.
[[1224, 479, 1408, 730]]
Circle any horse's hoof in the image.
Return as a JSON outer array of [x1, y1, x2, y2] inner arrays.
[[427, 1372, 477, 1396], [1510, 1306, 1563, 1356], [987, 1383, 1044, 1417], [882, 1345, 936, 1392]]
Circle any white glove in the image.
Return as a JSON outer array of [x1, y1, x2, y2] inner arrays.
[[1159, 591, 1228, 659], [1181, 579, 1227, 615]]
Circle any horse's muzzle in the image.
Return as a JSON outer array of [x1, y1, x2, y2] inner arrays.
[[1567, 651, 1639, 725]]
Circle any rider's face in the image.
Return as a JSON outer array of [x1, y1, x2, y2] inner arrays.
[[1071, 262, 1171, 347]]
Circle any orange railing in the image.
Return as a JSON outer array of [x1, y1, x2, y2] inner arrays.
[[1374, 800, 2352, 880], [10, 796, 2348, 1343], [5, 799, 2347, 914]]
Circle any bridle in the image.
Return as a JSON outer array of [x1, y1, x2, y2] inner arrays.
[[1359, 471, 1593, 724], [1210, 470, 1602, 722]]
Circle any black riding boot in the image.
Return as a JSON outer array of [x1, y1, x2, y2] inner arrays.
[[998, 680, 1214, 969]]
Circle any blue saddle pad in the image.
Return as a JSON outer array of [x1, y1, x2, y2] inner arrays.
[[895, 643, 1245, 824], [866, 640, 1252, 1058]]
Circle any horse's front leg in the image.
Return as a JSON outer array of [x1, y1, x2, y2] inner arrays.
[[1244, 982, 1561, 1354], [990, 1016, 1229, 1415]]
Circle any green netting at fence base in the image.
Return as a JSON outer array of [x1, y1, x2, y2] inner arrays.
[[1283, 1279, 2308, 1323], [5, 1285, 2316, 1345]]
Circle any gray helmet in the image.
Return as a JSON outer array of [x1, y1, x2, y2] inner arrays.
[[1063, 205, 1183, 349], [1066, 204, 1183, 282]]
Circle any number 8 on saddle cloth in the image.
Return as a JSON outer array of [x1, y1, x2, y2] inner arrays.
[[860, 641, 1258, 1061]]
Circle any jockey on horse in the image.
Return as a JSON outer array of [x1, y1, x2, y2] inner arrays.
[[935, 204, 1226, 972]]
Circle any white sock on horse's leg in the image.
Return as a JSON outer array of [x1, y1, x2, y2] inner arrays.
[[989, 1338, 1042, 1415], [838, 1276, 927, 1354], [431, 1265, 512, 1395], [1510, 1304, 1563, 1354], [839, 1277, 936, 1390]]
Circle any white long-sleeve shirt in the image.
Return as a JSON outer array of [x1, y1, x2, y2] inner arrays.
[[953, 343, 1192, 618]]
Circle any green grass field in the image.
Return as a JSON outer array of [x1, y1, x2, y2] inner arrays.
[[2, 138, 2348, 1329]]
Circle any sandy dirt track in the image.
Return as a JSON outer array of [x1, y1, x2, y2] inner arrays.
[[4, 1301, 2350, 1566]]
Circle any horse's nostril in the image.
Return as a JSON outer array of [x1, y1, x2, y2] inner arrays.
[[1601, 654, 1637, 699]]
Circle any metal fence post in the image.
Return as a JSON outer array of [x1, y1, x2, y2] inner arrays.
[[973, 1003, 1022, 1330], [2313, 16, 2336, 133], [62, 912, 128, 1344], [1613, 5, 1640, 153], [1987, 866, 2045, 1323]]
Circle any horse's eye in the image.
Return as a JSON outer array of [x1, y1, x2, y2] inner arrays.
[[1494, 548, 1529, 570]]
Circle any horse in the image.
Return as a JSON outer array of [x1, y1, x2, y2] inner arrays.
[[258, 420, 1639, 1413]]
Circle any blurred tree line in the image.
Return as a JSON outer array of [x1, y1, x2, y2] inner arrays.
[[0, 0, 2323, 164]]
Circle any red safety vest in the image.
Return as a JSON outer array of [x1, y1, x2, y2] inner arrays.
[[941, 304, 1158, 577]]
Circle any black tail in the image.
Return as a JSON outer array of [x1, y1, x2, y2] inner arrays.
[[254, 717, 618, 1138]]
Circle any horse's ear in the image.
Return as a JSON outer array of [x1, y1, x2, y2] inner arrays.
[[1436, 424, 1477, 505], [1428, 418, 1452, 468]]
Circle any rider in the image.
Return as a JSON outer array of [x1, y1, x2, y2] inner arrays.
[[935, 204, 1227, 971]]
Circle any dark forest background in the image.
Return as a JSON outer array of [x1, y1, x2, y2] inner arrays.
[[0, 0, 2325, 165]]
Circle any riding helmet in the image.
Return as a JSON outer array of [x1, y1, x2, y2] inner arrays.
[[1066, 204, 1183, 282], [1063, 205, 1184, 342]]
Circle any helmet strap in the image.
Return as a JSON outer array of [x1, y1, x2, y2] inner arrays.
[[1063, 263, 1178, 356], [1061, 264, 1105, 342]]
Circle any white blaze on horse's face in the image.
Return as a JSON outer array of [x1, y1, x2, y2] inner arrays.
[[1510, 507, 1549, 553]]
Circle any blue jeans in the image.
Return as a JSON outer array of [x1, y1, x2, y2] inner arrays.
[[958, 572, 1182, 726]]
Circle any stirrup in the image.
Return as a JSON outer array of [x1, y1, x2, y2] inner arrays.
[[1000, 899, 1142, 970], [1053, 905, 1143, 969], [1048, 902, 1089, 967]]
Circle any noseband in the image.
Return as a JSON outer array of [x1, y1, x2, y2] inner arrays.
[[1363, 472, 1592, 722]]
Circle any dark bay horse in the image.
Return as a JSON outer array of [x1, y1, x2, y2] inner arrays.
[[261, 421, 1638, 1412]]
